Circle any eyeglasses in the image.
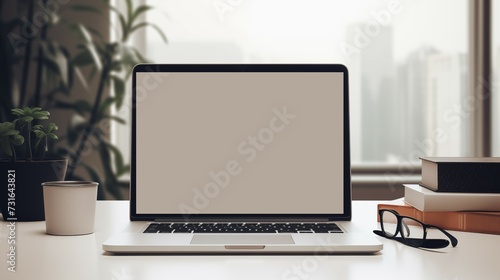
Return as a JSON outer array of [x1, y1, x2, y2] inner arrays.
[[373, 209, 458, 249]]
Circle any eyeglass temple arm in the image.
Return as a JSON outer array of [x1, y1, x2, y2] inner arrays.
[[428, 225, 458, 247], [373, 230, 456, 249], [398, 211, 458, 247]]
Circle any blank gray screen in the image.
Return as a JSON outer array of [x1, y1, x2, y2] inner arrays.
[[135, 72, 344, 214]]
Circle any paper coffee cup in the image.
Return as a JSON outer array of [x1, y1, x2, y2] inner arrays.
[[42, 181, 98, 235]]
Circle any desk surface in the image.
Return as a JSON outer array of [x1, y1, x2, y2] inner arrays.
[[1, 201, 499, 280]]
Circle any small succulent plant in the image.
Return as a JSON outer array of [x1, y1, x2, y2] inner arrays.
[[0, 107, 59, 161]]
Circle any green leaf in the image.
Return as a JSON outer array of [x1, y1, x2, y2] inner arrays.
[[32, 124, 43, 130], [0, 122, 14, 133], [104, 115, 126, 124], [126, 0, 133, 27], [106, 142, 124, 172], [55, 100, 92, 115], [118, 13, 128, 41], [34, 130, 46, 138], [72, 49, 95, 67], [129, 5, 153, 26], [96, 97, 117, 122], [32, 111, 50, 119], [75, 23, 93, 43], [108, 5, 128, 41], [83, 43, 102, 71], [118, 164, 130, 177], [47, 123, 58, 133], [112, 76, 125, 109], [129, 22, 168, 43], [11, 108, 24, 116], [72, 24, 102, 70], [39, 43, 69, 89], [3, 130, 19, 136], [22, 116, 34, 122], [41, 55, 63, 79], [34, 115, 49, 120], [12, 134, 24, 146], [74, 66, 89, 90], [86, 27, 104, 41], [47, 133, 58, 140]]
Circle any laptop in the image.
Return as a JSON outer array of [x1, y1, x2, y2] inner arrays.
[[102, 64, 383, 254]]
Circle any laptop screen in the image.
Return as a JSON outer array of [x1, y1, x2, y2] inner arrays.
[[131, 65, 350, 220]]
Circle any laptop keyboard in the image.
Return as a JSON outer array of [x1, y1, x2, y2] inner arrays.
[[144, 222, 343, 234]]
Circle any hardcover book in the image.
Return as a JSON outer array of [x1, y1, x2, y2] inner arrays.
[[420, 157, 500, 193], [377, 199, 500, 235], [404, 184, 500, 212]]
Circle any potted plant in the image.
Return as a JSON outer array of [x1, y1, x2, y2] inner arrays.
[[0, 107, 68, 221]]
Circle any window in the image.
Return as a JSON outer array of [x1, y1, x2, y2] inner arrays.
[[111, 0, 492, 198]]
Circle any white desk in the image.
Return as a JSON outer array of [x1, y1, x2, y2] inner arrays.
[[1, 201, 499, 280]]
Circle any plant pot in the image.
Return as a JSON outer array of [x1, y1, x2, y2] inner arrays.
[[0, 158, 68, 221]]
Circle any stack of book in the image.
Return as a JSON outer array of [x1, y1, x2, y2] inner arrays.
[[378, 157, 500, 235]]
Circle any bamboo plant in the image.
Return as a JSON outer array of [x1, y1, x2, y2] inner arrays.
[[0, 0, 167, 199]]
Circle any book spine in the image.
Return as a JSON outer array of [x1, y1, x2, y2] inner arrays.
[[463, 213, 500, 234], [404, 185, 500, 212], [436, 163, 500, 193]]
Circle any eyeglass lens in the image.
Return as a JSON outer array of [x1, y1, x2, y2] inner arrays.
[[380, 210, 398, 237], [381, 211, 425, 241]]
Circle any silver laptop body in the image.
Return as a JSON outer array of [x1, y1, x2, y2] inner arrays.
[[103, 64, 383, 254]]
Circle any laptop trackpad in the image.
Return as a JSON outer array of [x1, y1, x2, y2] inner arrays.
[[191, 234, 295, 245]]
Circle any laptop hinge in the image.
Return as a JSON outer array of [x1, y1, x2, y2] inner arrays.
[[153, 218, 332, 223]]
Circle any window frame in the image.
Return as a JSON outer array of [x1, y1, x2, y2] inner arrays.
[[351, 0, 492, 198]]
